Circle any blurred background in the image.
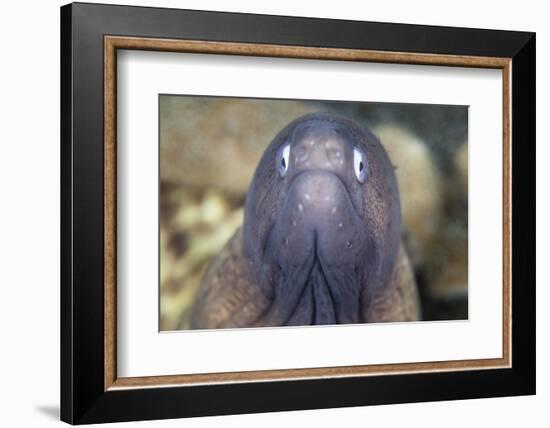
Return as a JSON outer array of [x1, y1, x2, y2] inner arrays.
[[159, 95, 468, 331]]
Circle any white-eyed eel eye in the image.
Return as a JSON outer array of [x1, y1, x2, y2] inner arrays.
[[278, 143, 290, 177], [353, 147, 367, 183]]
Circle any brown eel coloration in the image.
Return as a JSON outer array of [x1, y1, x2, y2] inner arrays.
[[190, 113, 420, 329]]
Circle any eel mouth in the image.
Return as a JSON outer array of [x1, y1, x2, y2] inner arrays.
[[258, 232, 363, 326], [288, 235, 362, 325], [257, 170, 368, 326]]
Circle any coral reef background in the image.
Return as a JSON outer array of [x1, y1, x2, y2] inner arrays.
[[159, 96, 468, 331]]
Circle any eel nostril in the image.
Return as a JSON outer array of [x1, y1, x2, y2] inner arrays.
[[293, 144, 308, 162], [326, 148, 343, 165]]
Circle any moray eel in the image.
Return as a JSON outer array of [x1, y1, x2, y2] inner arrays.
[[190, 112, 420, 329]]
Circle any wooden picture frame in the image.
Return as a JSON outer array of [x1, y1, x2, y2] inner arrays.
[[61, 2, 535, 424]]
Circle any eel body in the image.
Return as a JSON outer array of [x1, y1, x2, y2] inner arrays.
[[190, 113, 421, 328]]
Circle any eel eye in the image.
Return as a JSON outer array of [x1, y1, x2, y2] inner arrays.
[[353, 147, 367, 183], [278, 143, 290, 177]]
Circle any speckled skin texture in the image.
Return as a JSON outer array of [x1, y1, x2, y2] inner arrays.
[[190, 113, 420, 328]]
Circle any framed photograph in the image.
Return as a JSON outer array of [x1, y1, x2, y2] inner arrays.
[[60, 2, 535, 424]]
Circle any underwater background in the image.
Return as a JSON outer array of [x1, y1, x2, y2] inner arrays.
[[159, 95, 468, 331]]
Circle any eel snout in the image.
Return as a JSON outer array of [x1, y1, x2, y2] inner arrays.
[[274, 169, 367, 272]]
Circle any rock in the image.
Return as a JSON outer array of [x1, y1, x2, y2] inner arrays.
[[424, 220, 468, 301], [159, 185, 244, 330], [374, 124, 443, 269], [422, 142, 469, 304], [160, 97, 316, 195], [454, 142, 468, 195]]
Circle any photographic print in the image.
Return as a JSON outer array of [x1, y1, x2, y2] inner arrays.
[[159, 96, 468, 331], [61, 5, 534, 422]]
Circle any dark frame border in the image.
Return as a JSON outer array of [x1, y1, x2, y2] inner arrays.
[[61, 2, 535, 424]]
